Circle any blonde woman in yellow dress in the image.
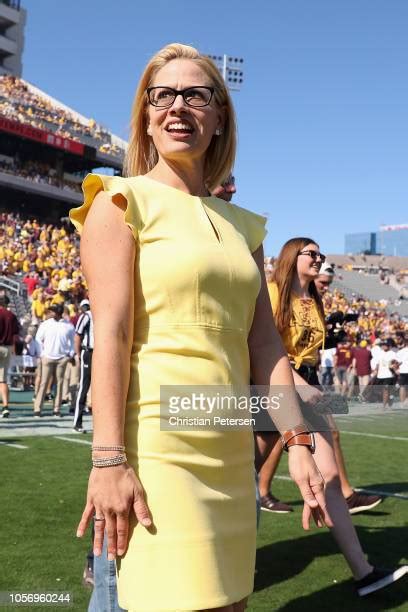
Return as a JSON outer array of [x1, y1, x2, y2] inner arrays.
[[71, 43, 331, 612]]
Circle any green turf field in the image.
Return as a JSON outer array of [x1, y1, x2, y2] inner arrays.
[[1, 398, 407, 611]]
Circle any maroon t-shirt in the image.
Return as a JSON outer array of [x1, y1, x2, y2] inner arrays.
[[335, 344, 353, 367], [0, 307, 20, 345], [351, 347, 372, 376]]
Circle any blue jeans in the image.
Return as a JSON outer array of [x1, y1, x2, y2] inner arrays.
[[89, 475, 261, 611], [88, 536, 125, 612]]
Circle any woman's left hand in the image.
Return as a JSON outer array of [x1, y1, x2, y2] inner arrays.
[[287, 445, 333, 530]]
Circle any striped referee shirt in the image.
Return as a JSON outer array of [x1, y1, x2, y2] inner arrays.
[[75, 311, 94, 349]]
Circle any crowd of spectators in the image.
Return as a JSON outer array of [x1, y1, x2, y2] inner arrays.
[[322, 289, 407, 346], [0, 212, 86, 328], [0, 157, 82, 193], [1, 212, 406, 407], [0, 76, 124, 158], [318, 280, 407, 406]]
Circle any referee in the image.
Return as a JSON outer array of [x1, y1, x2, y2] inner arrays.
[[72, 299, 93, 433]]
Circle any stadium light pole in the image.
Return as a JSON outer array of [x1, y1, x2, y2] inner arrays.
[[206, 54, 244, 91]]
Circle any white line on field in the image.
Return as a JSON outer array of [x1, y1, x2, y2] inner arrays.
[[354, 488, 408, 500], [54, 436, 92, 445], [340, 430, 408, 441], [273, 476, 408, 500], [0, 441, 28, 449]]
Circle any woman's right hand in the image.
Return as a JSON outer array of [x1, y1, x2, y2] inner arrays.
[[76, 464, 152, 560], [296, 383, 323, 406]]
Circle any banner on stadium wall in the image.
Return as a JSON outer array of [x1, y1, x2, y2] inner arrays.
[[0, 116, 85, 156], [379, 224, 408, 232]]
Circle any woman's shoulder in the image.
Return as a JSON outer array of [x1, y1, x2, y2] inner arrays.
[[82, 173, 140, 192], [71, 174, 148, 239], [229, 201, 267, 226], [225, 201, 268, 253]]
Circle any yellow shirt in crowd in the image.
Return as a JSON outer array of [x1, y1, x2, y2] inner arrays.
[[267, 282, 325, 368], [32, 298, 46, 319]]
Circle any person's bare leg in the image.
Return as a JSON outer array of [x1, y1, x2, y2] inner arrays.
[[254, 432, 277, 472], [383, 386, 390, 408], [331, 429, 354, 498], [399, 385, 407, 404], [0, 382, 9, 407], [257, 433, 283, 497], [313, 431, 372, 580]]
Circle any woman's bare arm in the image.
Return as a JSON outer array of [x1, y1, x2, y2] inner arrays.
[[249, 245, 332, 529], [80, 190, 135, 446], [76, 190, 151, 559]]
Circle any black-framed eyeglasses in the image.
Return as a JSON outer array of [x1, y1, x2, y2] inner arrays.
[[298, 250, 326, 263], [146, 86, 215, 108]]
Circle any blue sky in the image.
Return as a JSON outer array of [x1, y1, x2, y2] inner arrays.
[[21, 0, 408, 256]]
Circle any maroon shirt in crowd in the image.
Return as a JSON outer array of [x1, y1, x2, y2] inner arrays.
[[0, 307, 20, 346], [335, 343, 353, 367], [351, 346, 372, 376]]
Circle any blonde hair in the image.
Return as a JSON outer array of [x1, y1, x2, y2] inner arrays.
[[123, 43, 237, 191]]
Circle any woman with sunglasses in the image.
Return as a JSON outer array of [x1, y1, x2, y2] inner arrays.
[[257, 236, 407, 596], [70, 44, 331, 611]]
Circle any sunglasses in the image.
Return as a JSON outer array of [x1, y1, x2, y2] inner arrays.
[[298, 250, 326, 263]]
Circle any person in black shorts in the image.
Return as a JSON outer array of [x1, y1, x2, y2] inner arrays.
[[72, 299, 94, 433]]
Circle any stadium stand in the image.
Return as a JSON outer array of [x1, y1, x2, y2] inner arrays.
[[327, 253, 408, 274], [0, 75, 127, 160], [0, 74, 125, 221], [332, 271, 408, 317]]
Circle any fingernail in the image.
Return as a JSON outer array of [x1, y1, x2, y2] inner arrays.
[[76, 531, 82, 537], [108, 553, 115, 561], [141, 518, 151, 527]]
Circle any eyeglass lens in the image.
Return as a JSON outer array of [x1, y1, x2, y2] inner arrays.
[[148, 87, 212, 107]]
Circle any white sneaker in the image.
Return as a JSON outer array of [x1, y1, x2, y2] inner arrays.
[[356, 566, 408, 596]]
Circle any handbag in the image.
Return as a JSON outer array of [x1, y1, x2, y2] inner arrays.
[[314, 391, 349, 415]]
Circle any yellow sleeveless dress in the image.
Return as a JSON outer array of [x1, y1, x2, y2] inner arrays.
[[70, 174, 267, 611]]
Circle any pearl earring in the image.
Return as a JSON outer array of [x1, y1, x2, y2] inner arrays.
[[215, 128, 223, 136]]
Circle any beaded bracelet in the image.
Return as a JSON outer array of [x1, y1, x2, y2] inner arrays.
[[92, 453, 127, 468], [92, 445, 125, 452]]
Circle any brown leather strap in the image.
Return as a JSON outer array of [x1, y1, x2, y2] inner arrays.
[[281, 424, 310, 447], [286, 433, 315, 451]]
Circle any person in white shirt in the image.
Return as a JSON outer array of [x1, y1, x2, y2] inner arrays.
[[34, 304, 75, 417], [320, 347, 337, 386], [396, 337, 408, 405], [370, 339, 382, 367], [372, 339, 398, 408]]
